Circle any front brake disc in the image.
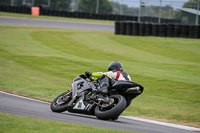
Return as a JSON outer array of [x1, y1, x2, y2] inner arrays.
[[101, 98, 114, 108]]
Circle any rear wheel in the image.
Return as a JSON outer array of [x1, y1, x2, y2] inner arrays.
[[51, 90, 72, 112], [95, 94, 127, 120]]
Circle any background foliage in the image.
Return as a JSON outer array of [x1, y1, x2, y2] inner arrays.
[[78, 0, 112, 14], [0, 0, 199, 19]]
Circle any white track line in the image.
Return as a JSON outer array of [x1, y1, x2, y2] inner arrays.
[[0, 91, 50, 104], [122, 116, 200, 132], [0, 91, 200, 131]]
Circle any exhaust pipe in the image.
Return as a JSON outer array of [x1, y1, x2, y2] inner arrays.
[[126, 86, 142, 93]]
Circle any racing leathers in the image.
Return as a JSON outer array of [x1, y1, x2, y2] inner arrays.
[[86, 71, 131, 95]]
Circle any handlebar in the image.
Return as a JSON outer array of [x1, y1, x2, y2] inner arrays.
[[79, 74, 94, 81]]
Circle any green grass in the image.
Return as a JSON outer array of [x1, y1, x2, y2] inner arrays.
[[0, 25, 200, 128], [0, 113, 133, 133], [0, 11, 114, 24]]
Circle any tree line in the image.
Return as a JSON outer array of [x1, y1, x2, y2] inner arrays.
[[0, 0, 198, 19]]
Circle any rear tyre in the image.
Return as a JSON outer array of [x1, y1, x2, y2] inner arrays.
[[95, 94, 127, 120], [51, 90, 72, 113]]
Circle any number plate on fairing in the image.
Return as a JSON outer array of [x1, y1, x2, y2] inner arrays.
[[73, 99, 86, 110]]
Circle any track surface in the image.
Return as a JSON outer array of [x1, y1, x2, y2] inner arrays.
[[0, 92, 198, 133], [0, 16, 114, 31]]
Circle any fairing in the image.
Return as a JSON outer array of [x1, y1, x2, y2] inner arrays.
[[112, 80, 143, 91]]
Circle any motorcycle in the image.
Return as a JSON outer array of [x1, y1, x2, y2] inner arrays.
[[51, 74, 144, 120]]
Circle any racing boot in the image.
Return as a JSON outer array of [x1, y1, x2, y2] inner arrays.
[[92, 75, 109, 95]]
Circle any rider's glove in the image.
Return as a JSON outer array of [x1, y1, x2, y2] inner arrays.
[[85, 71, 92, 78]]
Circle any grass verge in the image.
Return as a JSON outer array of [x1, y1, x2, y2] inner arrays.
[[0, 113, 132, 133], [0, 12, 114, 24], [0, 25, 200, 127]]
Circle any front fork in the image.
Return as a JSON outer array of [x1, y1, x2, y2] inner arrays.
[[56, 90, 72, 106]]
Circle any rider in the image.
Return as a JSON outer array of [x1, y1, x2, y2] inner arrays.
[[85, 61, 131, 95]]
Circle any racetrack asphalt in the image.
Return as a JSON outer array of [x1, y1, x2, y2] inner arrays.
[[0, 91, 199, 133], [0, 16, 114, 31]]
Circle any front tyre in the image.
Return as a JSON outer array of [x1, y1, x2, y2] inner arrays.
[[51, 90, 72, 113], [95, 94, 127, 120]]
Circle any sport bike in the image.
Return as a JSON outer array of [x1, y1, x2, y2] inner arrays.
[[51, 74, 143, 120]]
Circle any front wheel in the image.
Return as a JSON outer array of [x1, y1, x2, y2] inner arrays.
[[51, 90, 72, 113], [95, 94, 127, 120]]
